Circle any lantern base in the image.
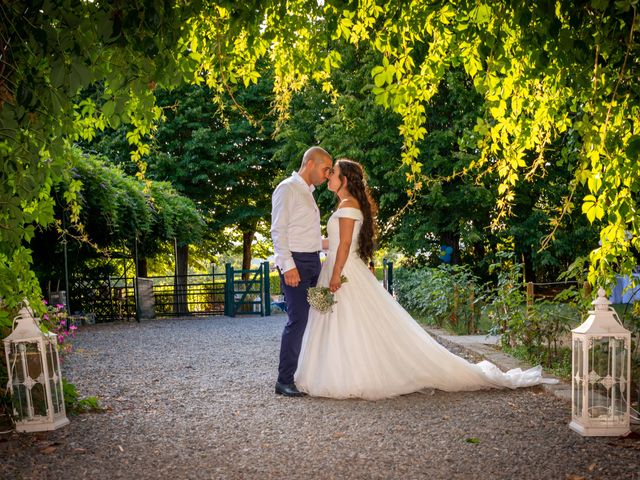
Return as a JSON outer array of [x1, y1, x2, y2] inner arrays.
[[569, 420, 630, 437], [15, 415, 69, 433]]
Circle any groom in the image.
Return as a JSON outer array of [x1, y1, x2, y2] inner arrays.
[[271, 146, 333, 397]]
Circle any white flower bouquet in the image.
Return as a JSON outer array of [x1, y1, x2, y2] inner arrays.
[[307, 276, 348, 314]]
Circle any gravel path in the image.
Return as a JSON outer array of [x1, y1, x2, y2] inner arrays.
[[1, 315, 639, 480]]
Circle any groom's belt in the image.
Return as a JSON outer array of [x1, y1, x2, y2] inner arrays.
[[291, 251, 321, 255]]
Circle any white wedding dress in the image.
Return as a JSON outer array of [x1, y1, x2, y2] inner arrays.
[[295, 207, 556, 400]]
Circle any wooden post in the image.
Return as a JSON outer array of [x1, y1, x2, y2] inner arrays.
[[526, 281, 534, 317], [263, 261, 271, 317], [469, 289, 475, 334], [452, 284, 459, 328], [225, 263, 234, 317]]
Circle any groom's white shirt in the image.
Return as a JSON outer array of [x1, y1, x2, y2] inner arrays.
[[271, 171, 322, 273]]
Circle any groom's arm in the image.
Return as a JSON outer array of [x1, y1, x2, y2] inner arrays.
[[271, 184, 297, 279]]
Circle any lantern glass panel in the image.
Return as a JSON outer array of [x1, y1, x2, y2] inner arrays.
[[588, 339, 609, 420], [589, 338, 609, 376], [572, 338, 583, 416], [45, 342, 64, 414], [9, 344, 26, 383], [611, 338, 627, 420], [587, 338, 627, 423], [31, 382, 47, 417], [50, 378, 62, 414], [11, 384, 28, 421], [46, 340, 57, 376], [26, 343, 42, 381]]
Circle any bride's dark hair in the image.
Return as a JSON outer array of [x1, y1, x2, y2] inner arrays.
[[335, 158, 378, 263]]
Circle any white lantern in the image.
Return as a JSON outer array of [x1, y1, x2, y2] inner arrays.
[[570, 288, 631, 436], [3, 301, 69, 432]]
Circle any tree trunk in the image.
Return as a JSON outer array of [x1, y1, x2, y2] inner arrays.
[[174, 243, 189, 315], [522, 251, 534, 283], [242, 230, 255, 281], [137, 256, 148, 278]]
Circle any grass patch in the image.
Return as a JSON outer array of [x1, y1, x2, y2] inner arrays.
[[503, 344, 572, 379], [63, 379, 104, 414]]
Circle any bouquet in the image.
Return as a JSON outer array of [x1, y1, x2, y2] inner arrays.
[[307, 275, 348, 314]]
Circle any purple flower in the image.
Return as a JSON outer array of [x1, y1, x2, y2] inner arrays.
[[43, 299, 48, 305], [43, 314, 49, 320], [57, 335, 65, 343], [56, 304, 64, 310]]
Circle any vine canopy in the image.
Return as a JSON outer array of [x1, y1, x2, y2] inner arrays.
[[1, 0, 639, 316]]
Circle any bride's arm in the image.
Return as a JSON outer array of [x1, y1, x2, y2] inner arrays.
[[329, 217, 356, 293]]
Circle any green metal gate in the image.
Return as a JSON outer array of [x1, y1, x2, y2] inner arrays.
[[224, 262, 271, 317]]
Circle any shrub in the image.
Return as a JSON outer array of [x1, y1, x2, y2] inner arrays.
[[395, 264, 482, 334], [483, 252, 528, 347], [269, 271, 282, 296], [484, 252, 581, 369], [40, 302, 78, 354], [63, 379, 103, 414]]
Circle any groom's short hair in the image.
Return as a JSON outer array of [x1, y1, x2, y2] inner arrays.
[[301, 146, 331, 168]]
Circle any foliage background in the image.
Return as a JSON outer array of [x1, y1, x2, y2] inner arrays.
[[1, 0, 639, 327]]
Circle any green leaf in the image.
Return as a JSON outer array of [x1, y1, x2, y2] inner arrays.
[[591, 0, 609, 11], [614, 1, 632, 13], [385, 65, 396, 84], [471, 4, 491, 24], [601, 224, 626, 243], [587, 175, 602, 194], [51, 61, 66, 88], [625, 135, 640, 160], [70, 63, 92, 91], [582, 195, 604, 223], [465, 437, 481, 444], [102, 100, 115, 118]]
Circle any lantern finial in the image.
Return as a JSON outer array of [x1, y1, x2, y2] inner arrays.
[[592, 288, 610, 311], [9, 302, 42, 339]]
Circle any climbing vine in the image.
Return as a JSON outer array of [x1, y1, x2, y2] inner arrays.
[[1, 0, 639, 321]]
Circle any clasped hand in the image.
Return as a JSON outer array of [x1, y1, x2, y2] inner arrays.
[[329, 274, 343, 293]]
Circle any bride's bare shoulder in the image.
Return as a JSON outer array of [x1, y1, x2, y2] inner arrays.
[[339, 197, 361, 209]]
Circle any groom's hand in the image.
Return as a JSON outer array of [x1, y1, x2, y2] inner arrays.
[[284, 268, 301, 287]]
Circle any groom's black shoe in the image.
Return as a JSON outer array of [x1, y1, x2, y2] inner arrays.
[[275, 382, 305, 397]]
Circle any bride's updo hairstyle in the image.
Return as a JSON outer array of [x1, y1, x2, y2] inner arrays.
[[335, 158, 378, 263]]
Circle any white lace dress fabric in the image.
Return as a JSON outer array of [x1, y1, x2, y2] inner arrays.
[[295, 207, 556, 400]]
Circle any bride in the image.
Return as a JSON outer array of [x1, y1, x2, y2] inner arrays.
[[294, 158, 556, 400]]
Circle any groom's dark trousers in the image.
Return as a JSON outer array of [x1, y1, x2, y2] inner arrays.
[[277, 251, 321, 385]]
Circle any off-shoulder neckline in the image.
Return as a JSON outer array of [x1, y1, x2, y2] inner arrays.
[[333, 207, 364, 220]]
